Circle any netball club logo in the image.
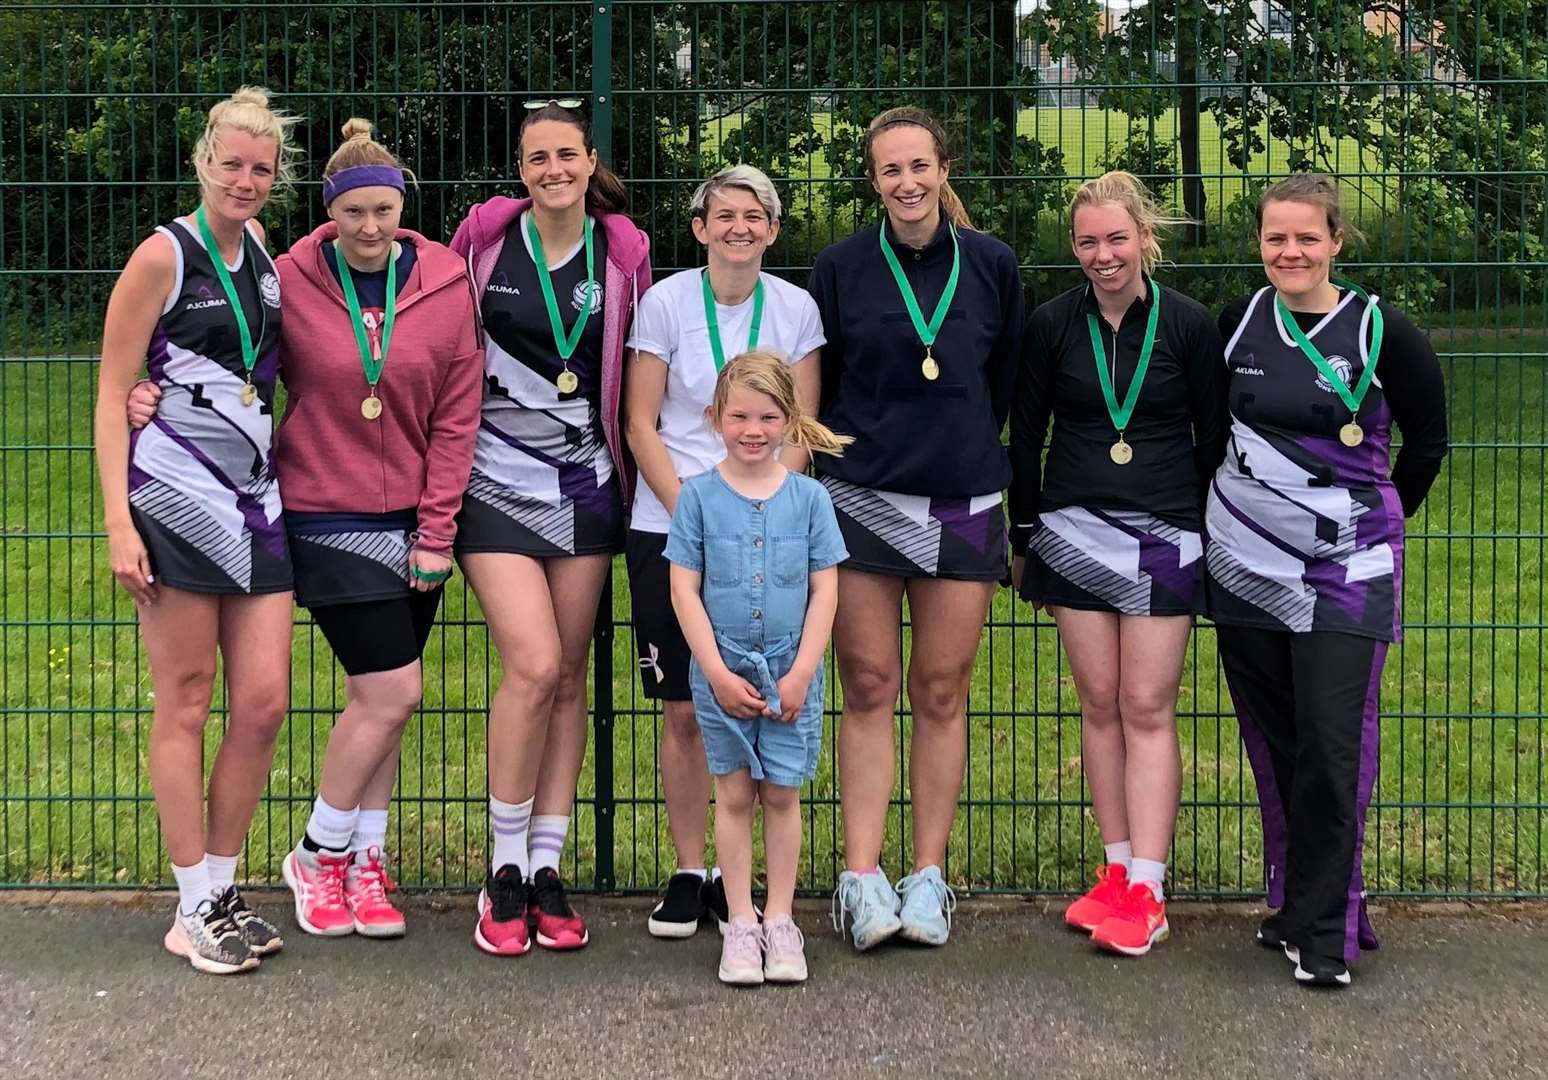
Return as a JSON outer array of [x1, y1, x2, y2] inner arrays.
[[1315, 354, 1354, 393], [259, 271, 281, 309], [571, 279, 602, 314]]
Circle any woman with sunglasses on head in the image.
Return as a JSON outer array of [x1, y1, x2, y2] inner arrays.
[[1009, 171, 1227, 958], [449, 98, 651, 956], [808, 106, 1023, 952], [1208, 174, 1446, 988], [97, 86, 296, 976], [624, 165, 825, 939]]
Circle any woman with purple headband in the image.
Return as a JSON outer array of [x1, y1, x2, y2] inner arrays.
[[129, 118, 483, 943]]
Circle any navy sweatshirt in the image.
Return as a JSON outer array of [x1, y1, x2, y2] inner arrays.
[[807, 216, 1024, 497]]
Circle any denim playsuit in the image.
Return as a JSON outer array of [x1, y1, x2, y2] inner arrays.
[[664, 467, 848, 787]]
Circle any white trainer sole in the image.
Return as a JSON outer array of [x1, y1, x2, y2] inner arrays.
[[163, 922, 259, 976], [282, 851, 355, 937]]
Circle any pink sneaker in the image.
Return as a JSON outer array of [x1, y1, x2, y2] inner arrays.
[[718, 918, 764, 986], [474, 864, 532, 956], [282, 846, 354, 937], [344, 846, 406, 938], [762, 916, 808, 984]]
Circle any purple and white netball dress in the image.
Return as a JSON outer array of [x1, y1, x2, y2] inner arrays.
[[455, 212, 623, 557], [128, 216, 289, 593]]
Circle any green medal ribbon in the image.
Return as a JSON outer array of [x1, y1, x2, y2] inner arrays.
[[701, 270, 764, 371], [878, 218, 960, 362], [334, 241, 398, 393], [1086, 277, 1162, 438], [527, 214, 596, 362], [194, 205, 261, 386], [1275, 278, 1384, 421]]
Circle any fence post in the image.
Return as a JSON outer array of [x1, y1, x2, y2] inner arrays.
[[589, 3, 616, 893]]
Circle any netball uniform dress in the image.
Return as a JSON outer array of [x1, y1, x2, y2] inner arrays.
[[1010, 282, 1226, 615], [806, 219, 1023, 579], [128, 218, 289, 594], [624, 268, 826, 700], [456, 213, 623, 558], [1208, 284, 1447, 967]]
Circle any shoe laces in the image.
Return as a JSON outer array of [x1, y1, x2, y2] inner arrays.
[[897, 871, 958, 929], [831, 874, 889, 935], [724, 919, 763, 965], [763, 917, 804, 957], [488, 868, 528, 922], [191, 898, 243, 944], [351, 847, 390, 905], [1113, 880, 1159, 919], [531, 871, 573, 918], [314, 851, 351, 908]]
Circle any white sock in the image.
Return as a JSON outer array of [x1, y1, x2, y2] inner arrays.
[[1131, 858, 1166, 901], [204, 852, 238, 894], [171, 859, 212, 916], [350, 809, 389, 856], [528, 814, 570, 875], [1103, 840, 1133, 870], [304, 795, 359, 852], [490, 795, 534, 875], [677, 867, 707, 881]]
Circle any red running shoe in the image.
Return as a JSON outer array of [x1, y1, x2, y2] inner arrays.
[[344, 846, 406, 938], [282, 846, 354, 937], [474, 864, 532, 956], [1092, 881, 1170, 957], [1064, 863, 1129, 932], [528, 866, 589, 950]]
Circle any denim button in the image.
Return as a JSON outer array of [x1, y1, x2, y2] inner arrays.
[[753, 574, 763, 585], [753, 537, 763, 547], [755, 501, 764, 512], [751, 609, 762, 619]]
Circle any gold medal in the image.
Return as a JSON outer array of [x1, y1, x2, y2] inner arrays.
[[1110, 437, 1133, 465], [556, 368, 579, 394], [361, 394, 383, 420], [1339, 422, 1364, 447], [240, 381, 257, 407], [921, 350, 939, 381]]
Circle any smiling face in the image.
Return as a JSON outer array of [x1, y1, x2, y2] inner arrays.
[[691, 185, 778, 270], [328, 185, 404, 267], [869, 124, 947, 233], [519, 118, 597, 214], [1071, 201, 1151, 304], [715, 384, 790, 467], [200, 127, 279, 224], [1259, 197, 1344, 303]]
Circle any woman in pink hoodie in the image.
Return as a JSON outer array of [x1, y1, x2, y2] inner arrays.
[[449, 100, 651, 956], [132, 119, 484, 941]]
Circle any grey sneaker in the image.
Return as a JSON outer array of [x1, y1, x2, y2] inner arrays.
[[762, 916, 808, 983], [163, 900, 260, 975], [212, 884, 285, 956], [831, 870, 903, 951], [896, 865, 956, 946], [718, 918, 765, 986]]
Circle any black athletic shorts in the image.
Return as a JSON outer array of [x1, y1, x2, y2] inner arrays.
[[624, 529, 692, 701], [310, 589, 444, 676]]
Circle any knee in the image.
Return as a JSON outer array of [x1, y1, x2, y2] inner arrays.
[[352, 667, 422, 727], [1118, 684, 1178, 733], [906, 667, 970, 727], [504, 648, 561, 704], [1079, 685, 1123, 728], [759, 783, 799, 814], [227, 683, 289, 746], [154, 665, 218, 736], [840, 662, 901, 716], [662, 702, 701, 744], [552, 651, 591, 705], [716, 777, 757, 815]]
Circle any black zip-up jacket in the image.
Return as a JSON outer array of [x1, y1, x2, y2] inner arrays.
[[807, 216, 1024, 497]]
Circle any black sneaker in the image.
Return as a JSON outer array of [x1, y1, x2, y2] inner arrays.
[[648, 872, 706, 939], [700, 875, 762, 935], [212, 884, 285, 956], [528, 866, 589, 950], [1293, 951, 1353, 988], [1257, 913, 1289, 951]]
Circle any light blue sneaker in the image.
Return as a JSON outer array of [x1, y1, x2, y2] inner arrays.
[[831, 870, 903, 951], [896, 865, 956, 945]]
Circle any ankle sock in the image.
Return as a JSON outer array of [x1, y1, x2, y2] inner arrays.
[[528, 814, 569, 875], [678, 867, 708, 881], [303, 795, 358, 852], [350, 809, 389, 856], [490, 795, 534, 875], [171, 859, 213, 916], [204, 852, 238, 894], [1131, 858, 1166, 901], [1103, 840, 1133, 870]]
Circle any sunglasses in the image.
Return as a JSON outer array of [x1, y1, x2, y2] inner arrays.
[[524, 98, 585, 110]]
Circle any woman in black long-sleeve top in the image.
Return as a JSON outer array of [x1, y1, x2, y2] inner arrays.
[[1010, 171, 1228, 958], [807, 107, 1024, 951], [1208, 174, 1447, 988]]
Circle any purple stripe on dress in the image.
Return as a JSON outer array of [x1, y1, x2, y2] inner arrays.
[[146, 328, 172, 382], [929, 498, 993, 554], [149, 417, 286, 562], [1302, 554, 1370, 623], [1344, 641, 1388, 964], [253, 344, 280, 389], [477, 418, 616, 516], [1235, 704, 1290, 909], [127, 446, 153, 494], [1292, 400, 1394, 488], [1091, 508, 1198, 602]]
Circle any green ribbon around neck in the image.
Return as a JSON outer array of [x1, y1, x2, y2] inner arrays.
[[1086, 277, 1161, 436], [334, 241, 397, 390], [1275, 278, 1384, 418], [701, 270, 764, 372], [194, 205, 260, 380], [527, 214, 595, 361], [878, 218, 960, 351]]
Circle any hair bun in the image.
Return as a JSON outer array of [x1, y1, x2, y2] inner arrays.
[[340, 117, 374, 141], [228, 85, 272, 108]]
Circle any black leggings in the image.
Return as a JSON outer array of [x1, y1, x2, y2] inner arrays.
[[309, 590, 444, 676], [1216, 625, 1388, 965]]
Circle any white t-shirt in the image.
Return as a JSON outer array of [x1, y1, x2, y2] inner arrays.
[[626, 268, 826, 533]]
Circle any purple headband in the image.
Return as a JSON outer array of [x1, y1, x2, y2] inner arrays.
[[322, 164, 406, 206]]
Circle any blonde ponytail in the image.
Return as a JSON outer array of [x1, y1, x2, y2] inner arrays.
[[710, 350, 853, 458]]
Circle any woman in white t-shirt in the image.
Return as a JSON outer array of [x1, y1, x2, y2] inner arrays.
[[624, 164, 825, 939]]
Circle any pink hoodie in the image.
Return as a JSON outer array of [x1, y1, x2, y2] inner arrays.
[[272, 223, 484, 554], [449, 196, 652, 509]]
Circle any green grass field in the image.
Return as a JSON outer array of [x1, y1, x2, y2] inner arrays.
[[3, 323, 1545, 896]]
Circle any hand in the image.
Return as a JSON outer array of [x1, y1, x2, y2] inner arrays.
[[108, 522, 157, 604], [408, 547, 453, 592], [773, 668, 812, 723], [126, 380, 161, 430], [709, 668, 766, 720], [1010, 555, 1025, 592]]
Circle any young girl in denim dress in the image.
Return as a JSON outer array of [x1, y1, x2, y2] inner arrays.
[[665, 350, 851, 986]]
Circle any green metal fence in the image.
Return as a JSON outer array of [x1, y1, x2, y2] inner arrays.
[[1, 1, 1544, 898]]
